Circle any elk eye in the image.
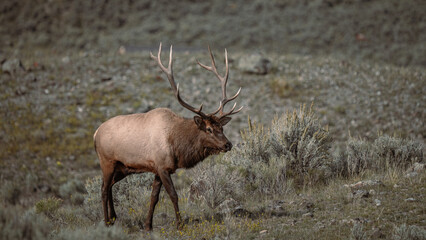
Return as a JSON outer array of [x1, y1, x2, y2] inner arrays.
[[206, 127, 213, 133]]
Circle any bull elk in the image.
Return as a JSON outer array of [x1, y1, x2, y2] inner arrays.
[[93, 43, 242, 230]]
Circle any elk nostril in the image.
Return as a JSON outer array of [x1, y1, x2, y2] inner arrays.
[[224, 142, 233, 151]]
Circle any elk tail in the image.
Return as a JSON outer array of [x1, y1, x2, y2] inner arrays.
[[93, 128, 99, 152]]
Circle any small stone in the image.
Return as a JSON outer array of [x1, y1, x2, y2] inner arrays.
[[374, 199, 381, 206], [349, 180, 383, 189], [2, 58, 25, 74], [405, 198, 415, 202], [217, 198, 240, 215], [62, 56, 70, 64], [302, 212, 314, 218], [340, 219, 351, 224], [412, 162, 424, 172], [353, 189, 369, 199], [237, 53, 271, 75], [118, 46, 126, 55], [405, 172, 418, 178], [369, 189, 376, 195]]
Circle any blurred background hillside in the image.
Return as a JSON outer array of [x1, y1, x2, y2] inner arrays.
[[1, 0, 425, 67]]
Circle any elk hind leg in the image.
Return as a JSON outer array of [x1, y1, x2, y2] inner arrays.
[[108, 170, 126, 222], [101, 169, 114, 225]]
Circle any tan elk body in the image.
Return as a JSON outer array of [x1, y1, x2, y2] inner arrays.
[[93, 44, 242, 231]]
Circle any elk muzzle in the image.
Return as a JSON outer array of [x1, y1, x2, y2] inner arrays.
[[224, 141, 233, 152]]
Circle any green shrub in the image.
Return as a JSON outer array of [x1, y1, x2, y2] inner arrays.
[[331, 145, 350, 177], [0, 181, 21, 205], [0, 206, 52, 240], [346, 138, 372, 175], [59, 178, 86, 205], [346, 135, 423, 176], [393, 224, 426, 240], [83, 175, 103, 221], [35, 197, 63, 217], [373, 135, 423, 169], [223, 104, 332, 195], [189, 159, 245, 209], [223, 116, 271, 168], [269, 104, 332, 185]]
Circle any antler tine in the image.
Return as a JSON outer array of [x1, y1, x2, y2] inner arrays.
[[222, 103, 244, 117], [151, 43, 206, 118], [150, 43, 177, 91], [197, 46, 242, 118]]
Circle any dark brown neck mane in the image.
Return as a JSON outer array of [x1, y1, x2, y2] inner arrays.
[[170, 118, 211, 169]]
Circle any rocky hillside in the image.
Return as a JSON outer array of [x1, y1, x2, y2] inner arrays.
[[1, 0, 425, 66]]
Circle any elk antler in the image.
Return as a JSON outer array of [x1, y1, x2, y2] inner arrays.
[[150, 43, 208, 118], [197, 46, 243, 118]]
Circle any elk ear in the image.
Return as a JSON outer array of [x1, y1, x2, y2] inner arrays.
[[194, 116, 205, 129], [219, 117, 232, 126]]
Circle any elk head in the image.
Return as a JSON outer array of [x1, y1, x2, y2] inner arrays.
[[150, 43, 242, 154]]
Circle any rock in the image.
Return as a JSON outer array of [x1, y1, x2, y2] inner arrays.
[[2, 58, 26, 74], [353, 217, 370, 224], [15, 85, 28, 96], [217, 198, 240, 215], [374, 199, 381, 206], [62, 56, 70, 64], [353, 189, 369, 199], [118, 46, 126, 55], [302, 212, 314, 218], [405, 198, 416, 202], [232, 206, 252, 218], [412, 162, 424, 172], [405, 172, 418, 178], [346, 180, 384, 189], [267, 201, 289, 217], [405, 163, 424, 178], [38, 185, 51, 193], [237, 53, 271, 75], [340, 219, 351, 225]]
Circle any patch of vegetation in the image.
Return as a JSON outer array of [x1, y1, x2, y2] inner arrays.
[[35, 197, 63, 217], [393, 224, 426, 240], [55, 224, 131, 240], [0, 206, 52, 240], [346, 135, 423, 176], [223, 104, 332, 192]]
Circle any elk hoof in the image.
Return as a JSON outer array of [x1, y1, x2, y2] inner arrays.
[[105, 217, 116, 226], [144, 222, 153, 231], [176, 222, 184, 230]]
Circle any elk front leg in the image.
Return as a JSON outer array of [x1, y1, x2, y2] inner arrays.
[[158, 170, 183, 230], [144, 175, 162, 231]]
